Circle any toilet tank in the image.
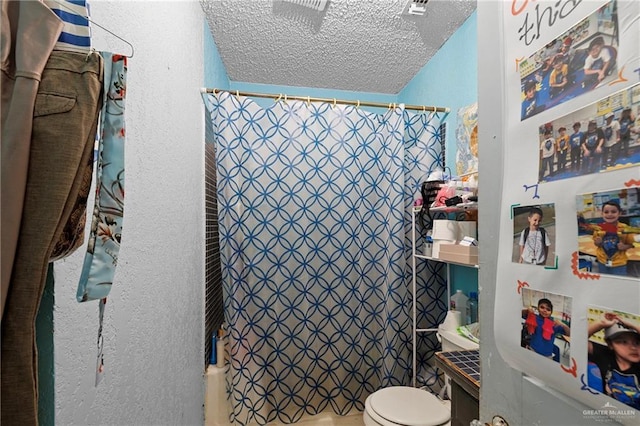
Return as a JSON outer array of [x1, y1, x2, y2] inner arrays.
[[438, 328, 479, 351]]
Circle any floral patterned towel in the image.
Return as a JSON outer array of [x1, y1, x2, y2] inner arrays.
[[77, 53, 126, 302]]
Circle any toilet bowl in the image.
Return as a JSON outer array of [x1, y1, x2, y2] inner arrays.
[[363, 320, 479, 426], [363, 386, 451, 426]]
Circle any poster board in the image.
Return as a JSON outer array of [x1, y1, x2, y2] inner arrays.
[[495, 1, 640, 423]]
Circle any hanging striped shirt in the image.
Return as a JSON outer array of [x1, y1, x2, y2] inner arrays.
[[44, 0, 92, 53]]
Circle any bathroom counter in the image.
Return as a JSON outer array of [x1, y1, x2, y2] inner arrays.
[[435, 349, 480, 399], [435, 350, 480, 426]]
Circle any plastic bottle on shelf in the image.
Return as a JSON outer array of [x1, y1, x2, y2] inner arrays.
[[209, 332, 217, 365], [216, 329, 225, 368], [450, 290, 469, 326], [468, 291, 478, 324], [424, 231, 433, 256]]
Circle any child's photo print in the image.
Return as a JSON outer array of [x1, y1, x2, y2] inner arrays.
[[576, 188, 640, 278], [586, 306, 640, 410], [512, 204, 556, 266], [537, 82, 640, 183], [520, 288, 572, 367], [520, 0, 620, 121]]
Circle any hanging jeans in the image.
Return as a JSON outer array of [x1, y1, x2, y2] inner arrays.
[[1, 51, 103, 426], [1, 0, 62, 320]]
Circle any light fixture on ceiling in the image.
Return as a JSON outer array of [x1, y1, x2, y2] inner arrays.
[[282, 0, 328, 11], [403, 0, 429, 16]]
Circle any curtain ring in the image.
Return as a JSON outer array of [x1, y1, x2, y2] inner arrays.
[[275, 93, 282, 102], [333, 98, 337, 108], [284, 94, 288, 103], [235, 90, 239, 97], [422, 105, 426, 113], [307, 96, 311, 107], [356, 100, 360, 109]]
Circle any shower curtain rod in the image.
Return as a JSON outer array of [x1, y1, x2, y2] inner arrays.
[[201, 88, 450, 113]]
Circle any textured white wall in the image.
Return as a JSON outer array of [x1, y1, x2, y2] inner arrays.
[[53, 1, 206, 424]]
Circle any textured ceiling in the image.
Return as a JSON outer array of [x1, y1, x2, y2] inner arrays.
[[201, 0, 476, 94]]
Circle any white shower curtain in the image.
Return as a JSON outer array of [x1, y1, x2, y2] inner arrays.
[[204, 91, 445, 425]]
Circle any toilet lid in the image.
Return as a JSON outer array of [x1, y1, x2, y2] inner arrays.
[[369, 386, 450, 426]]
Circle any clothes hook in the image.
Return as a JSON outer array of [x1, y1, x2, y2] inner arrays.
[[91, 20, 134, 58], [51, 0, 134, 58]]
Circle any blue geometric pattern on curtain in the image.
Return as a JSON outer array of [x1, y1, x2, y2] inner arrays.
[[203, 91, 445, 425]]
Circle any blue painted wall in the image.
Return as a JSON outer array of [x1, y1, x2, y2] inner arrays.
[[204, 21, 230, 90], [37, 266, 55, 426], [399, 12, 477, 174], [399, 12, 479, 301]]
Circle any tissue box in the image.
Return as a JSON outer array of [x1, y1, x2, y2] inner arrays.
[[438, 244, 479, 265], [432, 240, 455, 258]]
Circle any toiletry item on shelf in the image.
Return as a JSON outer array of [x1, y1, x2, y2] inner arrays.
[[209, 332, 217, 365], [456, 322, 480, 344], [440, 310, 462, 331], [413, 190, 423, 207], [216, 328, 224, 368], [469, 291, 478, 324], [450, 290, 469, 326], [424, 232, 433, 256]]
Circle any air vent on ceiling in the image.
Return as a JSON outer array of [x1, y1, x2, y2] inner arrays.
[[403, 0, 429, 16], [282, 0, 328, 11]]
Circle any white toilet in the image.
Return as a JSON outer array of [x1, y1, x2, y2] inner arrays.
[[362, 324, 479, 426], [363, 386, 451, 426]]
